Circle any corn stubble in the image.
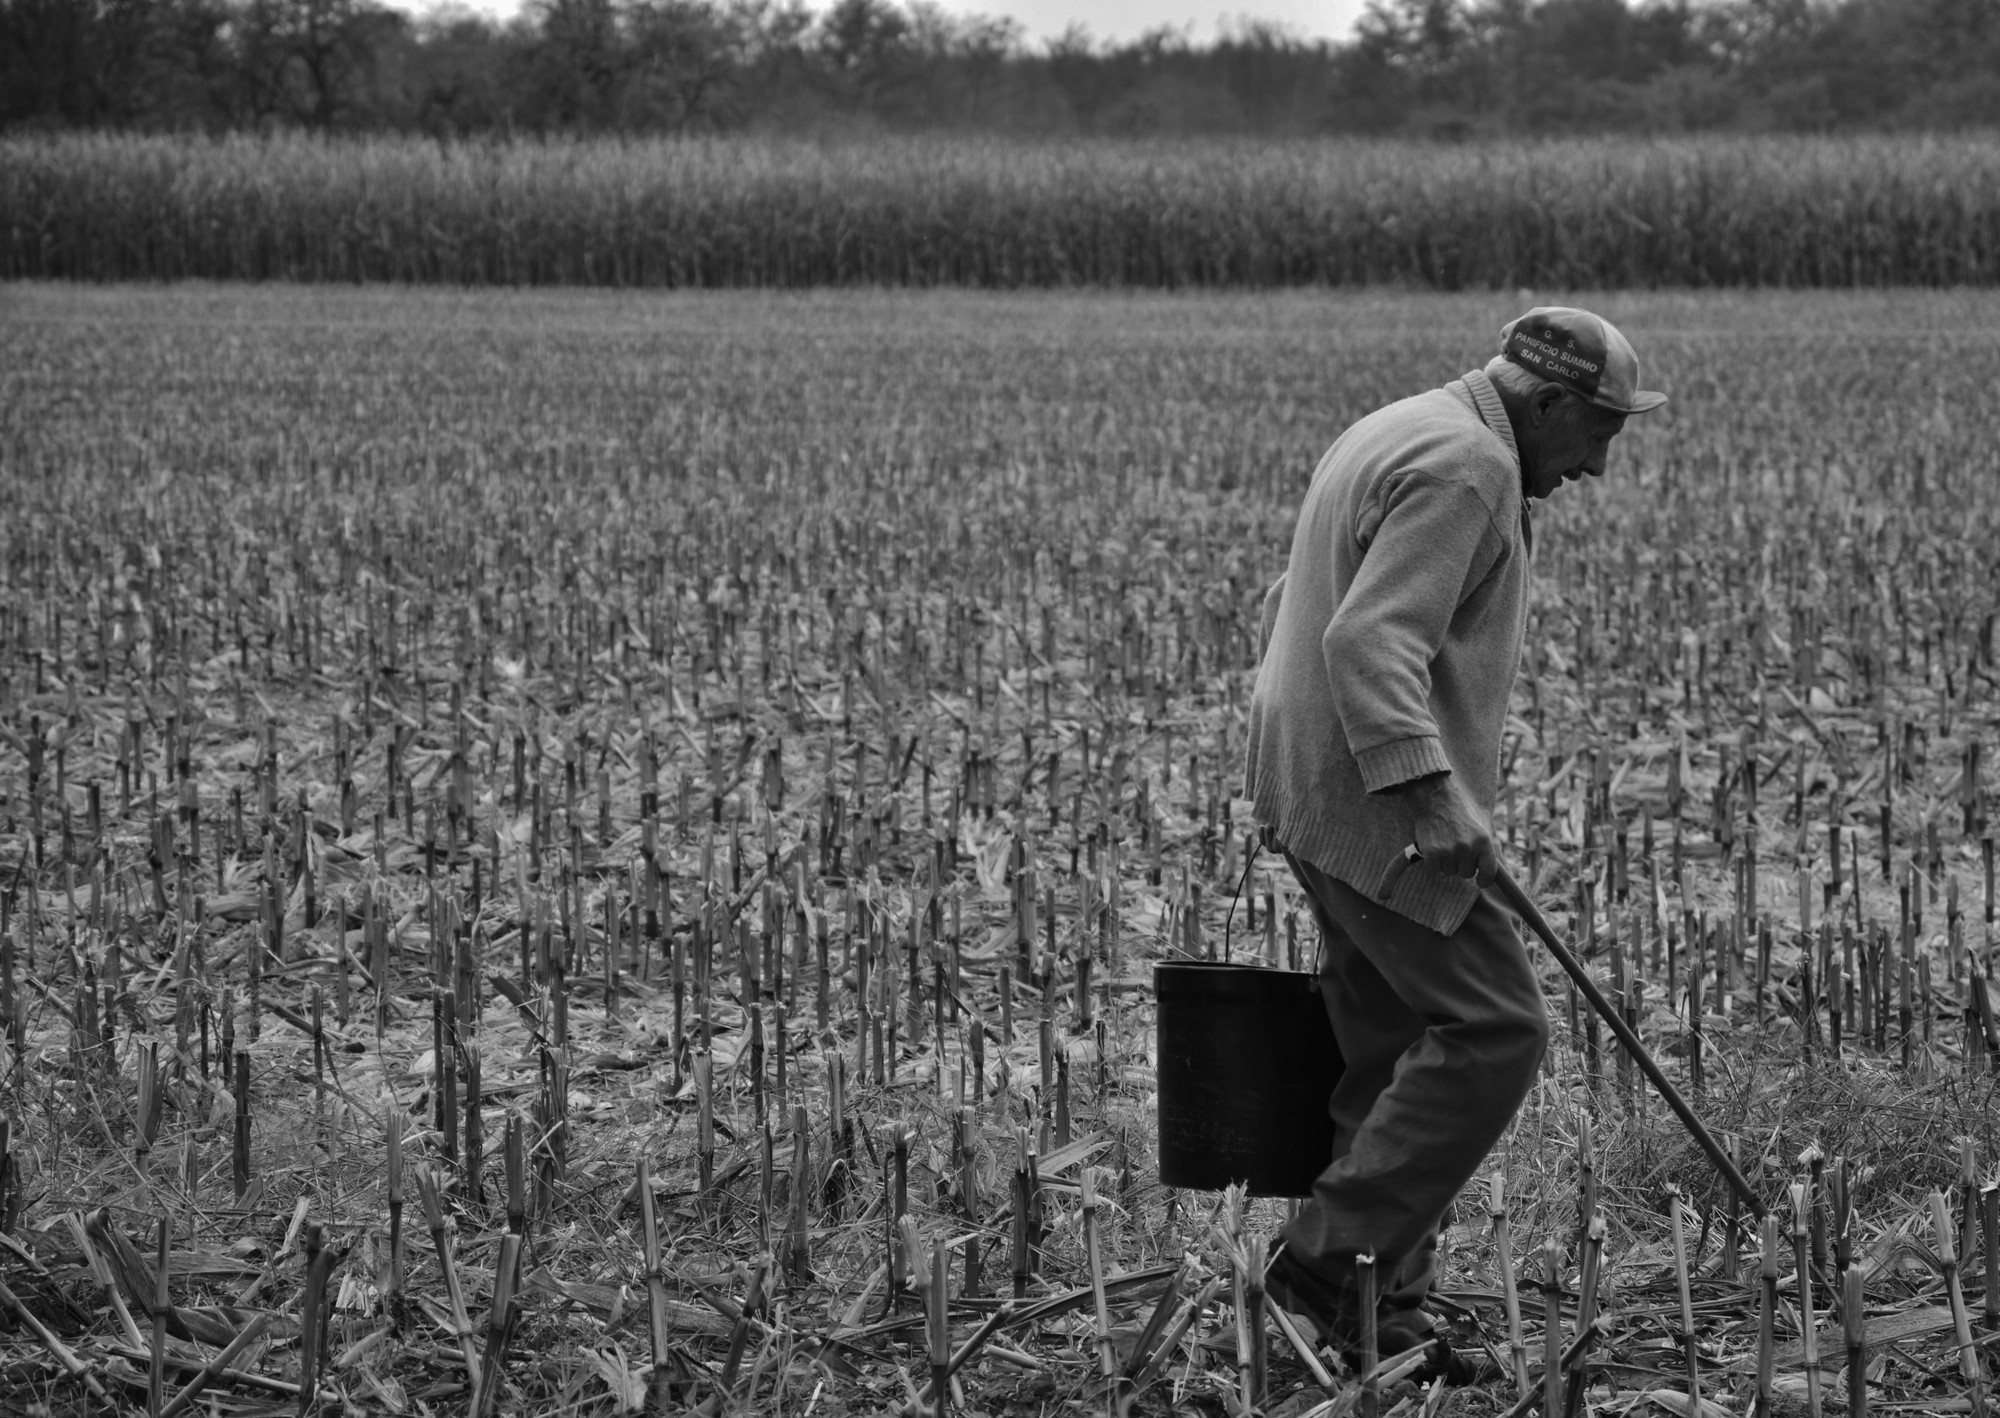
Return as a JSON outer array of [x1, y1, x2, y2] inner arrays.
[[0, 287, 1998, 1413]]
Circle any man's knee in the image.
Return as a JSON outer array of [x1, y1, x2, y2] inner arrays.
[[1466, 908, 1550, 1079], [1454, 975, 1547, 1081], [1490, 1000, 1550, 1085]]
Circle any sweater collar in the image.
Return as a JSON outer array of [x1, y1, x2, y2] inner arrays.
[[1448, 368, 1519, 468]]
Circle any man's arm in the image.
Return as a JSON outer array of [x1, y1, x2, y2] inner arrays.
[[1321, 470, 1506, 885]]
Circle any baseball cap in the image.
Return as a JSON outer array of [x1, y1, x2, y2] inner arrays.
[[1499, 307, 1667, 414]]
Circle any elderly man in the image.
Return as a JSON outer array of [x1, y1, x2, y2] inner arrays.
[[1244, 307, 1666, 1368]]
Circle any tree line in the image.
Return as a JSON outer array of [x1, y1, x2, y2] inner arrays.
[[4, 0, 1995, 136]]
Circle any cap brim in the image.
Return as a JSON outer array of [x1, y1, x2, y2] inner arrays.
[[1599, 389, 1668, 414]]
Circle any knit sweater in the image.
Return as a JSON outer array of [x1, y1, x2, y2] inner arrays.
[[1244, 368, 1529, 936]]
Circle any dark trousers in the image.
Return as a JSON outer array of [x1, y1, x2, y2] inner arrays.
[[1280, 852, 1549, 1317]]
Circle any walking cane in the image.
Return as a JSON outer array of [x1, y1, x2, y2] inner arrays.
[[1379, 846, 1765, 1221]]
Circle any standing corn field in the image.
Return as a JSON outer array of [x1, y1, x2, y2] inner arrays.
[[5, 134, 2000, 288]]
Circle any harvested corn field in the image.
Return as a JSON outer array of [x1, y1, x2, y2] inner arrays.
[[1, 284, 1999, 1416]]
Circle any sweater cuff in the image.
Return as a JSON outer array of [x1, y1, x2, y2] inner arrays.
[[1355, 736, 1452, 794]]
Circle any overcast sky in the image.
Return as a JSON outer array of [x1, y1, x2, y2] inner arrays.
[[403, 0, 1370, 46]]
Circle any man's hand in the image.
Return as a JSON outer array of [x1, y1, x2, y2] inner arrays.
[[1403, 772, 1498, 887]]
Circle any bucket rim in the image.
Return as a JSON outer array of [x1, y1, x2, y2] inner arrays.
[[1153, 958, 1321, 998]]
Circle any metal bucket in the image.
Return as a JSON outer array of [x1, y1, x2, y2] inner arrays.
[[1154, 961, 1342, 1197]]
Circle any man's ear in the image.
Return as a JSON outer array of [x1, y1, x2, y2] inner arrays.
[[1528, 384, 1567, 428]]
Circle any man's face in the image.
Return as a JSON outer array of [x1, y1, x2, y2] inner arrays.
[[1524, 392, 1628, 500]]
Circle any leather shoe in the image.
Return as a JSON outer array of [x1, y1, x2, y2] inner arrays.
[[1348, 1316, 1482, 1387], [1262, 1246, 1361, 1347], [1265, 1253, 1482, 1387]]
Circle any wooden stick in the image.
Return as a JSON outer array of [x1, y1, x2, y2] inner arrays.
[[1498, 867, 1764, 1218]]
